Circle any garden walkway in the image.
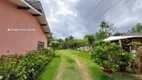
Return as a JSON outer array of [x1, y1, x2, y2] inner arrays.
[[56, 50, 91, 80], [39, 50, 137, 80]]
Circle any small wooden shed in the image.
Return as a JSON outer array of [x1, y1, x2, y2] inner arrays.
[[104, 35, 142, 53]]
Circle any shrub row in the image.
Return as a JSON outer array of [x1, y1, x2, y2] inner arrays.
[[0, 49, 55, 80], [91, 41, 134, 72]]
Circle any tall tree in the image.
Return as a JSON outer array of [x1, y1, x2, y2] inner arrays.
[[84, 34, 95, 48], [100, 20, 116, 35], [49, 41, 60, 51], [94, 31, 108, 41], [68, 35, 74, 40], [128, 23, 142, 33], [113, 32, 125, 36], [56, 39, 64, 43], [93, 21, 116, 41]]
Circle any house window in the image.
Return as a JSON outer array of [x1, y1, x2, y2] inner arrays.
[[37, 41, 44, 50]]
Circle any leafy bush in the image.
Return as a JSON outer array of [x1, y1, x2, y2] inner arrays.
[[117, 52, 134, 71], [0, 49, 55, 80], [91, 41, 134, 72], [49, 41, 60, 51]]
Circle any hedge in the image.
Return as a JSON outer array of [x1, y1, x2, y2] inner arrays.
[[0, 49, 55, 80]]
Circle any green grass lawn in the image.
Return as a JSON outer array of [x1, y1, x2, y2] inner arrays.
[[110, 73, 137, 80], [62, 56, 84, 80], [67, 49, 137, 80], [38, 50, 84, 80], [64, 49, 110, 80], [38, 49, 137, 80], [38, 55, 61, 80]]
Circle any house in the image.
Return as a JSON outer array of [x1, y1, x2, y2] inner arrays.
[[104, 34, 142, 53], [0, 0, 51, 55]]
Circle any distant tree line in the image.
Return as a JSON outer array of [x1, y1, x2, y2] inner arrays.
[[49, 21, 142, 51]]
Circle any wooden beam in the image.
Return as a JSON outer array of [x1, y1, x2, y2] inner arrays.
[[37, 9, 42, 12], [41, 24, 47, 26], [17, 6, 30, 10], [45, 32, 50, 34], [32, 14, 41, 16], [119, 40, 122, 46]]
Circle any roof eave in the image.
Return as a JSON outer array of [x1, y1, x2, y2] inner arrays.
[[8, 0, 51, 38], [9, 0, 42, 15], [22, 0, 42, 15]]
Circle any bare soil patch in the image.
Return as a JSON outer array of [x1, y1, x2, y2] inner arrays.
[[74, 57, 92, 80], [56, 58, 65, 80]]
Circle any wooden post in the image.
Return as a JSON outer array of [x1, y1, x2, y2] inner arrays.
[[119, 40, 122, 46], [129, 46, 132, 53]]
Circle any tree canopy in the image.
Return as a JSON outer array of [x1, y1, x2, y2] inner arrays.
[[49, 21, 142, 51], [128, 23, 142, 33]]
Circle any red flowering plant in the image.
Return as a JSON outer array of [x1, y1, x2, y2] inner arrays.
[[0, 49, 55, 80], [13, 58, 19, 63]]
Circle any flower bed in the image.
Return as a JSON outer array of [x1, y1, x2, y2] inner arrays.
[[0, 49, 55, 80]]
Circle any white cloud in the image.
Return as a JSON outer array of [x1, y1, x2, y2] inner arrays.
[[47, 17, 59, 23], [60, 7, 77, 16], [40, 0, 142, 39], [69, 0, 80, 4], [41, 0, 50, 3], [71, 32, 84, 39], [57, 0, 64, 6]]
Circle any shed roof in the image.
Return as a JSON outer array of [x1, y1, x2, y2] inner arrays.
[[104, 35, 142, 41]]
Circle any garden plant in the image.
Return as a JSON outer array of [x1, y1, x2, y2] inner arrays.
[[90, 41, 134, 72], [0, 49, 55, 80]]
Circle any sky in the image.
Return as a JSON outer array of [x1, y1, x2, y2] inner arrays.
[[39, 0, 142, 39]]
